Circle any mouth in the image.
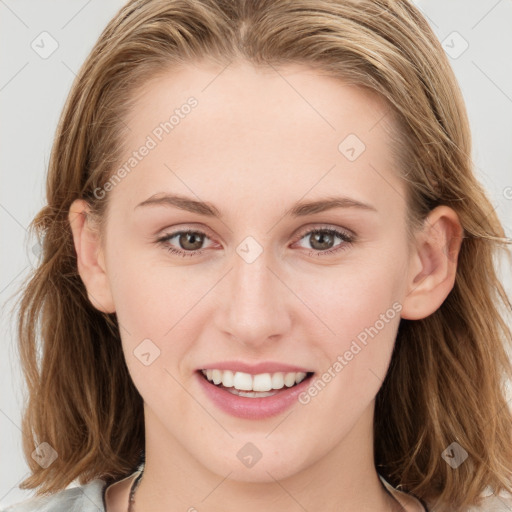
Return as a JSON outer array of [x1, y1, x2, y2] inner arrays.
[[198, 368, 315, 398], [195, 369, 315, 419]]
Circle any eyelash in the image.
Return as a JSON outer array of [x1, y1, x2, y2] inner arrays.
[[156, 226, 355, 258]]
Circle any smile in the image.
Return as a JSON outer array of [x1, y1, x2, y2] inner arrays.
[[196, 369, 315, 419]]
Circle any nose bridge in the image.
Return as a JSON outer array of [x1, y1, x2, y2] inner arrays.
[[233, 247, 274, 307], [218, 239, 290, 344]]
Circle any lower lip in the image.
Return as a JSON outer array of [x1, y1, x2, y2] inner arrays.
[[195, 371, 314, 420]]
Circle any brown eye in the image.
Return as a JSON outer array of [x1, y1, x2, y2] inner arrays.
[[295, 227, 354, 256], [177, 231, 205, 251], [308, 230, 336, 251], [157, 229, 213, 257]]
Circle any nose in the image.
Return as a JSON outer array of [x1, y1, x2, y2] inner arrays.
[[213, 243, 291, 349]]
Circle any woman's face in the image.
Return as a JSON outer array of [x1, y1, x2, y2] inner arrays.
[[92, 61, 417, 482]]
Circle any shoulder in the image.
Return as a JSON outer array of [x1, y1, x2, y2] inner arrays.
[[379, 474, 512, 512], [0, 479, 106, 512], [465, 492, 512, 512], [422, 490, 512, 511]]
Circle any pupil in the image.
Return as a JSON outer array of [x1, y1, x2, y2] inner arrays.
[[180, 232, 203, 250], [312, 232, 333, 250]]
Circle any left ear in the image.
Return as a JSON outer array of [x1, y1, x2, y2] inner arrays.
[[401, 205, 464, 320]]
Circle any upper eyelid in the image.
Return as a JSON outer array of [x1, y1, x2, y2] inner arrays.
[[158, 224, 353, 236]]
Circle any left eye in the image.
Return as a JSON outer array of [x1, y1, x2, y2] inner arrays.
[[156, 227, 354, 257], [294, 227, 354, 255], [157, 230, 214, 257]]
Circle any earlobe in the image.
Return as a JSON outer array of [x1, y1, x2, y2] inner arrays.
[[68, 199, 115, 314], [401, 206, 464, 320]]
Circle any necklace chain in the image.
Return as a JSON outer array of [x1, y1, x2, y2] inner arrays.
[[127, 470, 143, 512], [126, 470, 406, 512]]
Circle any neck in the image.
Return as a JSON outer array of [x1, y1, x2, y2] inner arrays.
[[131, 403, 401, 512]]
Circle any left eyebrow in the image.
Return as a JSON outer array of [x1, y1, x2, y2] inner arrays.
[[134, 192, 377, 218], [287, 196, 377, 216]]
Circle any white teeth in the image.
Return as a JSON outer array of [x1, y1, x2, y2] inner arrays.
[[284, 373, 297, 387], [201, 369, 309, 392], [211, 369, 222, 385], [221, 370, 234, 387], [271, 372, 285, 389], [227, 388, 278, 398], [253, 373, 272, 392], [233, 372, 253, 391]]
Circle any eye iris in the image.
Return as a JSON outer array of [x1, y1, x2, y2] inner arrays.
[[310, 231, 334, 250], [180, 232, 204, 251]]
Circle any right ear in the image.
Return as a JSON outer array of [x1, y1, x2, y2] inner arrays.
[[68, 199, 115, 313]]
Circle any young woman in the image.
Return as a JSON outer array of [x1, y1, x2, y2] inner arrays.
[[5, 1, 512, 511]]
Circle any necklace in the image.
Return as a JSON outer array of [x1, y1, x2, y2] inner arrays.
[[125, 469, 407, 512], [387, 490, 407, 512], [127, 470, 143, 512]]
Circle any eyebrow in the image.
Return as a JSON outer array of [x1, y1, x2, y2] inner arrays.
[[134, 192, 377, 218]]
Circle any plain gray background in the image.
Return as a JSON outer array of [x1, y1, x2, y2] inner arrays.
[[1, 0, 511, 507]]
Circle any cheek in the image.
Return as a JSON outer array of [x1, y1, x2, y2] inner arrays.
[[107, 259, 204, 403], [297, 248, 405, 341], [105, 242, 222, 382], [104, 223, 202, 328], [294, 247, 405, 398], [110, 260, 203, 341]]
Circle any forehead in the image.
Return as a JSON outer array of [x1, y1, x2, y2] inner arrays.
[[112, 60, 405, 217], [126, 60, 392, 143]]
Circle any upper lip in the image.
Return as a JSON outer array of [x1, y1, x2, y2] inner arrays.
[[197, 361, 313, 375]]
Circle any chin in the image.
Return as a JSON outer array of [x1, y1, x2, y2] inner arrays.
[[199, 441, 313, 483]]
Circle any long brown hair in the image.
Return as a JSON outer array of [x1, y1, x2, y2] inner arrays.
[[13, 1, 512, 510]]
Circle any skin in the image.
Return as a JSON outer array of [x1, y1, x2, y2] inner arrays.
[[69, 60, 462, 512]]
